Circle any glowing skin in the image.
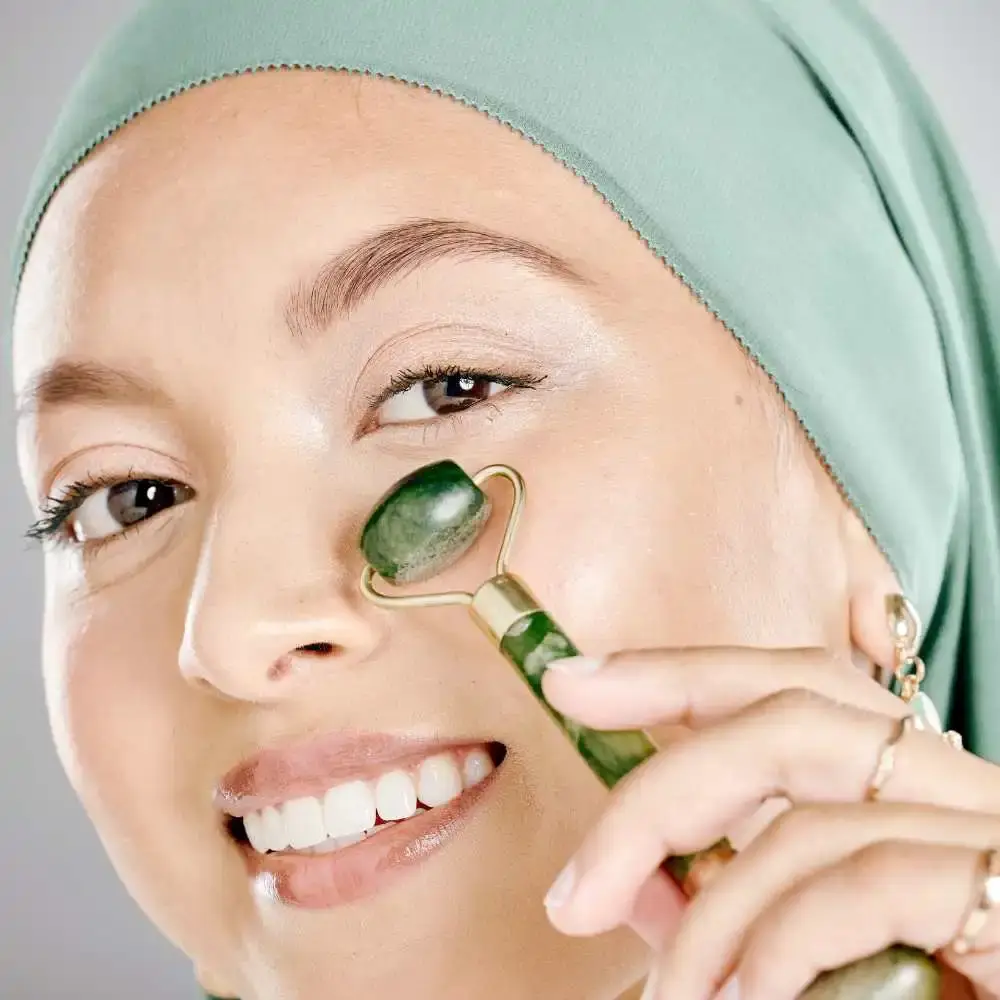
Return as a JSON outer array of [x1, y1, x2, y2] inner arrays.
[[13, 71, 899, 1000]]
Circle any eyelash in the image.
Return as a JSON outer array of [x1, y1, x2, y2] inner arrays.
[[363, 362, 546, 413], [26, 471, 137, 549], [26, 363, 545, 548]]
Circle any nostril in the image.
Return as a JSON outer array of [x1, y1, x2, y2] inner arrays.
[[296, 642, 337, 656], [266, 643, 339, 682]]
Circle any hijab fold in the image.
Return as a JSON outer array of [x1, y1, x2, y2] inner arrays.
[[11, 0, 1000, 758]]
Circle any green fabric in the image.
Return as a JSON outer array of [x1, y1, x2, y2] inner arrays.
[[9, 1, 1000, 759]]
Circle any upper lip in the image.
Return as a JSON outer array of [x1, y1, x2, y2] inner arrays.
[[215, 731, 490, 817]]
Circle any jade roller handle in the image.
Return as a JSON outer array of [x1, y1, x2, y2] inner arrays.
[[358, 460, 939, 1000], [498, 606, 940, 1000]]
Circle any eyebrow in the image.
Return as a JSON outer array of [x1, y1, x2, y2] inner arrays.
[[284, 217, 587, 338], [17, 220, 586, 420], [16, 360, 170, 421]]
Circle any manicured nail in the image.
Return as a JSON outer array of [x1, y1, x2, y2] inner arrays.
[[544, 861, 578, 909], [547, 655, 603, 675]]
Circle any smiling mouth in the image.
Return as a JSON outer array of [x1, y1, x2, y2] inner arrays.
[[224, 742, 507, 857]]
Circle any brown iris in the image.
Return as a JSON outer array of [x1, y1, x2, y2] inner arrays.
[[421, 374, 495, 415]]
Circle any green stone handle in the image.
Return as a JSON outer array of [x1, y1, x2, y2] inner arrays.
[[357, 461, 939, 999], [499, 611, 941, 1000]]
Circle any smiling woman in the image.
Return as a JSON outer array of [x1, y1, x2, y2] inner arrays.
[[8, 1, 1000, 1000]]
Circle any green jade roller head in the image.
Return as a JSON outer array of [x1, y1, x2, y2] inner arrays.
[[359, 460, 939, 1000]]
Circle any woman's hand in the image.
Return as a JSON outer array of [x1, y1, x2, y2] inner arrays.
[[539, 647, 1000, 1000]]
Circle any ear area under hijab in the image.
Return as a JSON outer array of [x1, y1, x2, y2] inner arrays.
[[842, 503, 903, 686]]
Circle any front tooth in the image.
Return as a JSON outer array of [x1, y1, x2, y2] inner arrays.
[[283, 796, 326, 850], [417, 754, 463, 807], [335, 831, 367, 848], [261, 805, 288, 852], [375, 770, 418, 820], [323, 780, 377, 838], [462, 749, 494, 788], [243, 810, 270, 853]]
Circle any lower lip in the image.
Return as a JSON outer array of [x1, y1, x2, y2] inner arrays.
[[242, 768, 501, 908]]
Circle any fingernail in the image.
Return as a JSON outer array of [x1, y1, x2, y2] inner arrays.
[[547, 655, 604, 675], [715, 976, 740, 1000], [544, 861, 578, 909], [639, 966, 661, 1000]]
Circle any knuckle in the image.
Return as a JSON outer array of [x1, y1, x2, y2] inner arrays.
[[762, 803, 835, 852], [843, 839, 909, 884], [753, 685, 826, 720]]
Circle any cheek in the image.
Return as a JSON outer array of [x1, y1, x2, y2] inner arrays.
[[43, 569, 182, 817], [509, 383, 847, 654], [40, 569, 242, 962]]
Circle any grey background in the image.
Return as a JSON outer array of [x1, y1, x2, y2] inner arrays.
[[0, 1, 997, 996]]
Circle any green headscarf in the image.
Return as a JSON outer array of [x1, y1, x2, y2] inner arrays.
[[10, 0, 1000, 759]]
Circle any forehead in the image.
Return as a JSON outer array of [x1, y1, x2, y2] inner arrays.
[[12, 70, 606, 389]]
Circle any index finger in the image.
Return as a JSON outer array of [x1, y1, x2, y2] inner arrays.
[[541, 645, 906, 731]]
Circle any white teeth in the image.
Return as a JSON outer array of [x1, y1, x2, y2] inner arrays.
[[308, 837, 345, 854], [260, 805, 288, 852], [243, 810, 269, 854], [236, 745, 501, 855], [375, 770, 418, 821], [306, 830, 369, 855], [336, 830, 369, 848], [283, 796, 326, 850], [323, 780, 377, 838], [462, 748, 494, 788], [417, 754, 463, 807]]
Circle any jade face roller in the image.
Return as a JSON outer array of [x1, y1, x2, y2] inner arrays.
[[358, 460, 940, 1000]]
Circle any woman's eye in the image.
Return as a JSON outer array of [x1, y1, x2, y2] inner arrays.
[[377, 374, 508, 426], [68, 480, 195, 543]]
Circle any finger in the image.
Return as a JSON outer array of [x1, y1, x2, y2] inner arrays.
[[541, 645, 903, 730], [730, 839, 1000, 1000], [652, 802, 1000, 1000], [543, 691, 1000, 936], [626, 869, 687, 950]]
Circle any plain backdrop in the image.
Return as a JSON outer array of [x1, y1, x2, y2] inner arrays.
[[1, 2, 997, 996]]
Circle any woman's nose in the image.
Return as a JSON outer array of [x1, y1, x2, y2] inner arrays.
[[177, 489, 382, 703]]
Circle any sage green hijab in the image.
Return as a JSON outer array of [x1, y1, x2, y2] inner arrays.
[[11, 1, 1000, 759]]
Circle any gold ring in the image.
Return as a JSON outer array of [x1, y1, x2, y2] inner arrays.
[[864, 715, 914, 802], [951, 848, 1000, 956]]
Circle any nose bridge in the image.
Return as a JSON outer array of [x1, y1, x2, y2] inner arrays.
[[179, 476, 379, 701]]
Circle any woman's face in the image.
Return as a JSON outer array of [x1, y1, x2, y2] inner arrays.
[[14, 71, 864, 999]]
